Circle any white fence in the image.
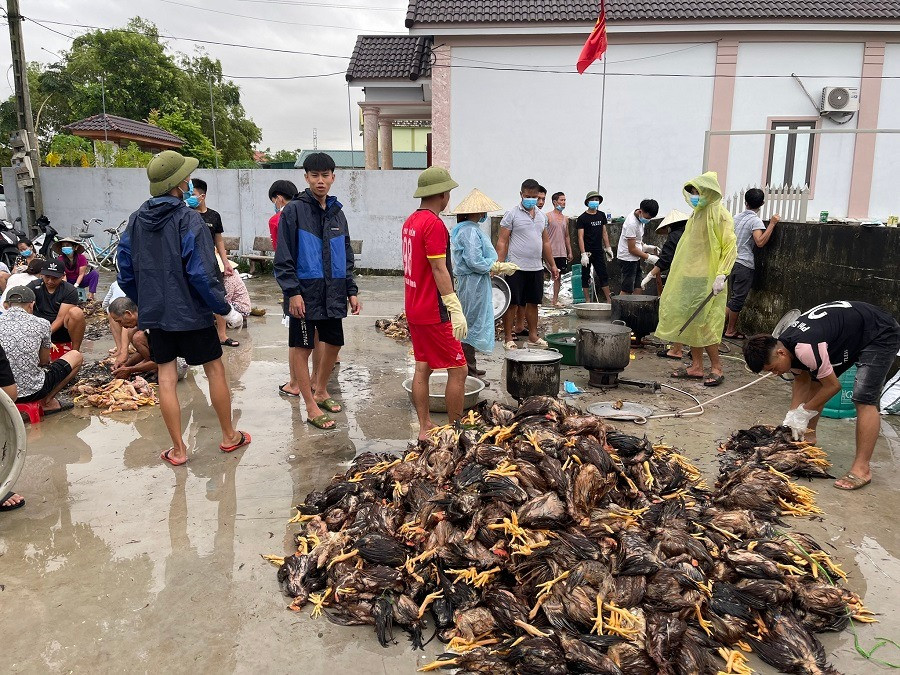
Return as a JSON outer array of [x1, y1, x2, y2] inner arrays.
[[723, 184, 810, 222]]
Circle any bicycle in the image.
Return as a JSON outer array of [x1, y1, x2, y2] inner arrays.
[[77, 218, 125, 272]]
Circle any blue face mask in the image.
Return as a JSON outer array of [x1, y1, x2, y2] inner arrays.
[[638, 216, 649, 224], [555, 204, 564, 212], [689, 195, 701, 208], [522, 198, 538, 210], [185, 195, 200, 208], [587, 200, 600, 210], [274, 203, 281, 213], [21, 249, 32, 257], [61, 246, 74, 256]]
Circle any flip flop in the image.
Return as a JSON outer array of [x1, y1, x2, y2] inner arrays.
[[504, 341, 518, 350], [723, 332, 747, 340], [278, 384, 300, 397], [221, 338, 240, 347], [220, 430, 251, 453], [671, 367, 704, 379], [160, 448, 187, 466], [656, 348, 683, 360], [44, 398, 74, 415], [0, 492, 25, 512], [316, 397, 342, 413], [704, 374, 725, 387], [307, 413, 336, 430], [834, 472, 871, 491]]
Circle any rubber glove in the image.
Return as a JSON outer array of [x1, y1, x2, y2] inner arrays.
[[604, 247, 614, 262], [646, 254, 659, 265], [580, 252, 591, 267], [225, 307, 244, 329], [782, 404, 819, 441], [491, 261, 519, 276], [640, 271, 655, 290], [441, 293, 468, 341], [643, 244, 659, 255], [712, 274, 727, 296]]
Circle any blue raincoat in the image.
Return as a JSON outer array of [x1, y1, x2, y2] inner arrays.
[[450, 220, 498, 353]]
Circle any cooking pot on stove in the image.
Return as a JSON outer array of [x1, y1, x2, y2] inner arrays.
[[505, 349, 563, 400], [611, 295, 659, 342], [576, 320, 632, 371]]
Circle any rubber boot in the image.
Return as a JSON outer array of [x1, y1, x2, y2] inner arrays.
[[462, 343, 486, 377]]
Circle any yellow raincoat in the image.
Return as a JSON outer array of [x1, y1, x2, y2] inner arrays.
[[655, 172, 736, 348]]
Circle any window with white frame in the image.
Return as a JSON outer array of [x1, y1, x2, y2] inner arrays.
[[766, 120, 817, 188]]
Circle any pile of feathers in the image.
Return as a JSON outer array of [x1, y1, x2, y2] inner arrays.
[[375, 313, 410, 341], [265, 397, 874, 674]]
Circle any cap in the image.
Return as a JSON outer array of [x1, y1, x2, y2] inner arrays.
[[147, 150, 199, 197], [584, 191, 603, 206], [5, 285, 35, 304], [413, 166, 459, 198], [449, 188, 503, 215], [41, 259, 64, 278]]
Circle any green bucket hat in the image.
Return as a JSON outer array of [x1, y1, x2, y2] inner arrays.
[[147, 150, 199, 197], [413, 166, 459, 198], [584, 190, 603, 206]]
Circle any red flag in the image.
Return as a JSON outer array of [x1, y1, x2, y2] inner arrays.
[[576, 2, 607, 74]]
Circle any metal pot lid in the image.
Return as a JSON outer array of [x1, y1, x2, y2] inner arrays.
[[491, 276, 511, 320], [588, 401, 654, 419], [573, 302, 612, 311], [612, 295, 659, 304], [505, 348, 564, 363]]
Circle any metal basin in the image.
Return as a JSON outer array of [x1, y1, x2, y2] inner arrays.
[[573, 302, 612, 322], [505, 348, 563, 400], [576, 320, 632, 371], [0, 390, 27, 501], [611, 295, 659, 341], [402, 373, 485, 413], [491, 276, 512, 319]]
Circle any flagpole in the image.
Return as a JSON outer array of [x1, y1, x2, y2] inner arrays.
[[596, 55, 607, 191]]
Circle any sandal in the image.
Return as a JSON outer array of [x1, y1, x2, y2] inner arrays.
[[0, 491, 25, 511], [160, 448, 187, 466], [220, 430, 252, 453], [504, 340, 518, 350], [834, 472, 871, 491], [527, 338, 548, 349], [278, 384, 300, 397], [307, 413, 336, 430], [656, 348, 683, 360], [723, 332, 746, 340], [704, 374, 725, 387], [44, 398, 74, 415], [671, 367, 704, 379], [316, 397, 343, 413], [221, 338, 240, 347]]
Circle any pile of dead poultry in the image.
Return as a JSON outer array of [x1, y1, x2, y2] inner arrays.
[[375, 313, 410, 341], [82, 300, 111, 341], [265, 397, 874, 674], [71, 358, 158, 413]]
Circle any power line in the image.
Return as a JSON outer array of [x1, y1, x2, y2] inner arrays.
[[157, 0, 400, 30], [229, 0, 402, 8]]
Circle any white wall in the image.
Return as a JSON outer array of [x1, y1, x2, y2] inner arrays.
[[448, 41, 716, 218], [727, 41, 863, 217], [870, 42, 900, 218], [1, 167, 420, 270]]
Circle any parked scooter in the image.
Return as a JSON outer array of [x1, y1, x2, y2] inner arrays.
[[0, 216, 28, 270], [31, 215, 60, 261]]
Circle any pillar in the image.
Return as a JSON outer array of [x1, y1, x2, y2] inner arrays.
[[847, 42, 885, 219], [362, 106, 380, 170], [430, 44, 451, 168], [378, 119, 394, 170], [707, 39, 739, 189]]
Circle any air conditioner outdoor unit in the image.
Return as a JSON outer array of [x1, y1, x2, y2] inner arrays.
[[820, 86, 859, 114]]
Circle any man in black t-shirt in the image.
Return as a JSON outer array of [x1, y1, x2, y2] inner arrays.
[[576, 191, 613, 303], [26, 259, 87, 350], [744, 301, 900, 491]]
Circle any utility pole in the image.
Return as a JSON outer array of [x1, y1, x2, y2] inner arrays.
[[313, 127, 318, 150], [7, 0, 44, 231], [208, 74, 219, 168]]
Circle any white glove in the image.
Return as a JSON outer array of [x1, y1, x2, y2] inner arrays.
[[782, 404, 819, 441], [225, 308, 244, 329], [646, 254, 659, 265], [712, 274, 727, 296], [604, 247, 614, 262], [580, 252, 590, 267], [640, 271, 655, 290], [643, 244, 659, 255]]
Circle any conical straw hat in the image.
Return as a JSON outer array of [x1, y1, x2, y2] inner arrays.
[[449, 188, 503, 215], [656, 209, 690, 232]]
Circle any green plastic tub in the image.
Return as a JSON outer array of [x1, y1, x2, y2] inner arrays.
[[546, 332, 578, 366]]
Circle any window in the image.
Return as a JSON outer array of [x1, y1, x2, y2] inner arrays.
[[766, 120, 817, 187]]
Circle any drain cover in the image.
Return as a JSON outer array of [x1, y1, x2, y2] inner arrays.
[[588, 401, 655, 420]]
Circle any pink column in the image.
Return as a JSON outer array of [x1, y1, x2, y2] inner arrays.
[[379, 119, 394, 170], [848, 42, 885, 219], [708, 40, 739, 189], [430, 44, 451, 169]]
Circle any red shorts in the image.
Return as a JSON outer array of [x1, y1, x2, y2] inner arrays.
[[408, 321, 467, 370]]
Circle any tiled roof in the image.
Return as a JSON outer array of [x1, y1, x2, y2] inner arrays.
[[346, 35, 433, 82], [63, 114, 185, 145], [296, 150, 428, 170], [405, 0, 900, 26]]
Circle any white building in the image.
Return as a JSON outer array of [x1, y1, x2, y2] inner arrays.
[[349, 1, 900, 220]]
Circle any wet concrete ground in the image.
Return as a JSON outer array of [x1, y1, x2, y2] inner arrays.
[[1, 275, 898, 673]]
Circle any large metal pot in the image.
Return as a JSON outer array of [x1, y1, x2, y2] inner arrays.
[[612, 295, 659, 342], [576, 320, 632, 370], [573, 302, 612, 322], [505, 349, 563, 400]]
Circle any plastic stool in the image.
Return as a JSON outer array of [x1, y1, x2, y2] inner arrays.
[[50, 342, 73, 361], [15, 401, 44, 424]]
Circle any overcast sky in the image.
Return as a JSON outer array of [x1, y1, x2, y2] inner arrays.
[[0, 0, 411, 152]]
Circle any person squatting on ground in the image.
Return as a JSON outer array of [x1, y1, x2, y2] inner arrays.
[[577, 190, 613, 303], [616, 198, 660, 295], [0, 256, 42, 310], [274, 152, 361, 430], [0, 285, 83, 414], [27, 259, 87, 351], [744, 301, 900, 491], [545, 191, 573, 306], [655, 172, 736, 387], [107, 297, 158, 379], [724, 188, 779, 339], [497, 178, 559, 349], [118, 150, 249, 466], [11, 239, 37, 274], [641, 210, 689, 360], [449, 189, 518, 380], [403, 167, 469, 440], [54, 238, 99, 300]]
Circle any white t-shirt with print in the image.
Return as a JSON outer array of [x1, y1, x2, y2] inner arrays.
[[617, 212, 645, 262]]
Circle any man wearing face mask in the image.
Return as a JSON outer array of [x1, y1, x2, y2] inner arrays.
[[268, 179, 298, 250], [576, 191, 613, 303], [118, 150, 249, 466], [616, 199, 660, 295]]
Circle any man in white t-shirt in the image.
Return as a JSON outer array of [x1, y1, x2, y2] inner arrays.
[[616, 199, 660, 295]]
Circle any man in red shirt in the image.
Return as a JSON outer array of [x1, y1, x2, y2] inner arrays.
[[268, 179, 298, 249], [403, 167, 468, 440]]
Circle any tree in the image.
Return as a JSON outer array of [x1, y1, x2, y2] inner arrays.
[[268, 148, 301, 164], [149, 103, 219, 168], [47, 133, 92, 167]]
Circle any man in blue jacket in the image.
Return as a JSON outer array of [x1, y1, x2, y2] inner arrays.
[[275, 152, 361, 430], [118, 150, 250, 466]]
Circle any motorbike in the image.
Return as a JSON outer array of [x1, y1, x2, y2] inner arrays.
[[30, 215, 60, 262], [0, 216, 29, 270]]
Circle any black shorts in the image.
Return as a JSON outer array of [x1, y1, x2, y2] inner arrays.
[[147, 325, 222, 366], [852, 323, 900, 406], [581, 252, 609, 290], [553, 257, 571, 275], [619, 260, 643, 293], [507, 269, 544, 306], [19, 360, 72, 402], [727, 263, 755, 312], [51, 327, 72, 344], [288, 317, 344, 350]]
